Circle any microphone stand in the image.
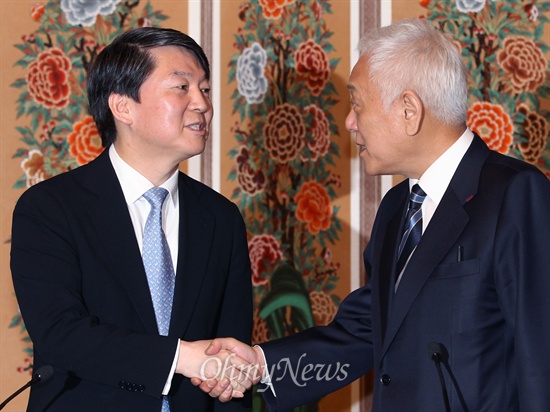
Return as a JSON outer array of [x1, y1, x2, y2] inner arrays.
[[0, 365, 54, 410], [428, 342, 451, 412], [0, 380, 35, 410]]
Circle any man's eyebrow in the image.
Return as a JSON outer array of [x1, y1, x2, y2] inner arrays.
[[170, 70, 209, 83], [171, 70, 193, 78], [347, 84, 356, 92]]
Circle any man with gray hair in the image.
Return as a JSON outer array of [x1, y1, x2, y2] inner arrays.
[[197, 18, 550, 411]]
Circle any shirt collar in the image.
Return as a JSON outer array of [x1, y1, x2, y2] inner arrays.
[[411, 128, 474, 204], [109, 145, 179, 207]]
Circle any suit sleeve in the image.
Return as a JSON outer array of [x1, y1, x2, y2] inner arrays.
[[10, 185, 178, 398], [214, 203, 253, 411], [259, 280, 375, 411], [494, 170, 550, 410]]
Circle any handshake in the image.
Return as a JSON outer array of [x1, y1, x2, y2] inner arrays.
[[177, 338, 266, 402]]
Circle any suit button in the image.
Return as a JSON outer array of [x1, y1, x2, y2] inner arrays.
[[119, 380, 145, 392], [380, 374, 391, 386]]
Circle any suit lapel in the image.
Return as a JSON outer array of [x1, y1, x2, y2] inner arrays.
[[168, 174, 215, 338], [81, 150, 159, 333], [380, 134, 489, 359], [377, 192, 407, 340], [381, 189, 469, 356]]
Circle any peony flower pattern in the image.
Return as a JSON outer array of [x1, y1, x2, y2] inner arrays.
[[309, 290, 338, 326], [237, 42, 268, 104], [26, 48, 72, 109], [61, 0, 122, 27], [517, 104, 548, 164], [497, 36, 546, 94], [259, 0, 295, 19], [294, 39, 330, 96], [468, 101, 514, 154], [68, 116, 104, 165], [456, 0, 486, 13], [30, 3, 45, 21], [236, 147, 266, 195], [12, 1, 168, 192], [295, 181, 331, 235], [21, 150, 51, 188], [264, 103, 306, 163], [302, 104, 331, 162], [422, 0, 550, 176], [248, 234, 283, 286]]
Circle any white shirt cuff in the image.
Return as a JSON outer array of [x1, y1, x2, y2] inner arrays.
[[162, 339, 180, 395], [254, 345, 276, 397]]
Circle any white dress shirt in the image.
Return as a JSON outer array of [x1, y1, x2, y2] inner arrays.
[[395, 128, 474, 290], [109, 145, 180, 394]]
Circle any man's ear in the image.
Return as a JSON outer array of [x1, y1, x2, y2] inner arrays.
[[108, 93, 133, 125], [400, 90, 423, 135]]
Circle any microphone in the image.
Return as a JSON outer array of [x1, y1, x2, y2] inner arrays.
[[428, 342, 451, 412], [0, 365, 54, 410]]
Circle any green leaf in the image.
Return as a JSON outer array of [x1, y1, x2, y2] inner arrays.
[[259, 266, 314, 337]]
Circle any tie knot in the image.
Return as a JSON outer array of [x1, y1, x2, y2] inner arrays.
[[410, 184, 426, 205], [143, 187, 169, 208]]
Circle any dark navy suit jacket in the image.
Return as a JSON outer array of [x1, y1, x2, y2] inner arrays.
[[260, 135, 550, 411], [11, 149, 253, 412]]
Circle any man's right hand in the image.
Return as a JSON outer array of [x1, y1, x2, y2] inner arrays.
[[190, 338, 266, 401]]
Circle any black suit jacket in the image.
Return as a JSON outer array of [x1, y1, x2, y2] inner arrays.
[[11, 149, 253, 411], [260, 135, 550, 411]]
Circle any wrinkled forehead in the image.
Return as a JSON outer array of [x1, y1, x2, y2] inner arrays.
[[347, 55, 371, 92]]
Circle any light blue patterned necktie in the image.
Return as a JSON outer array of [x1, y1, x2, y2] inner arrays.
[[142, 187, 175, 412]]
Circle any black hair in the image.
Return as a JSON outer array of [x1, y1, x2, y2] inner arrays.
[[86, 27, 210, 147]]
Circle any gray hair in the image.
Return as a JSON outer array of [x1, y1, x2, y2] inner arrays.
[[357, 18, 468, 125]]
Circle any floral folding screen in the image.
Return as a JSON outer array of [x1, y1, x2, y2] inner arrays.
[[225, 0, 343, 346], [8, 0, 170, 373], [12, 1, 167, 188], [2, 1, 549, 411]]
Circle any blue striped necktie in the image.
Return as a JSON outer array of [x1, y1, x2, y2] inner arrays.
[[142, 187, 175, 412], [396, 184, 426, 277]]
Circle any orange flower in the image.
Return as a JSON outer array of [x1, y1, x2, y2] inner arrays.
[[467, 102, 513, 154], [295, 181, 331, 235], [26, 48, 72, 109], [30, 3, 45, 21], [419, 0, 431, 7], [259, 0, 295, 19], [68, 116, 104, 165]]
